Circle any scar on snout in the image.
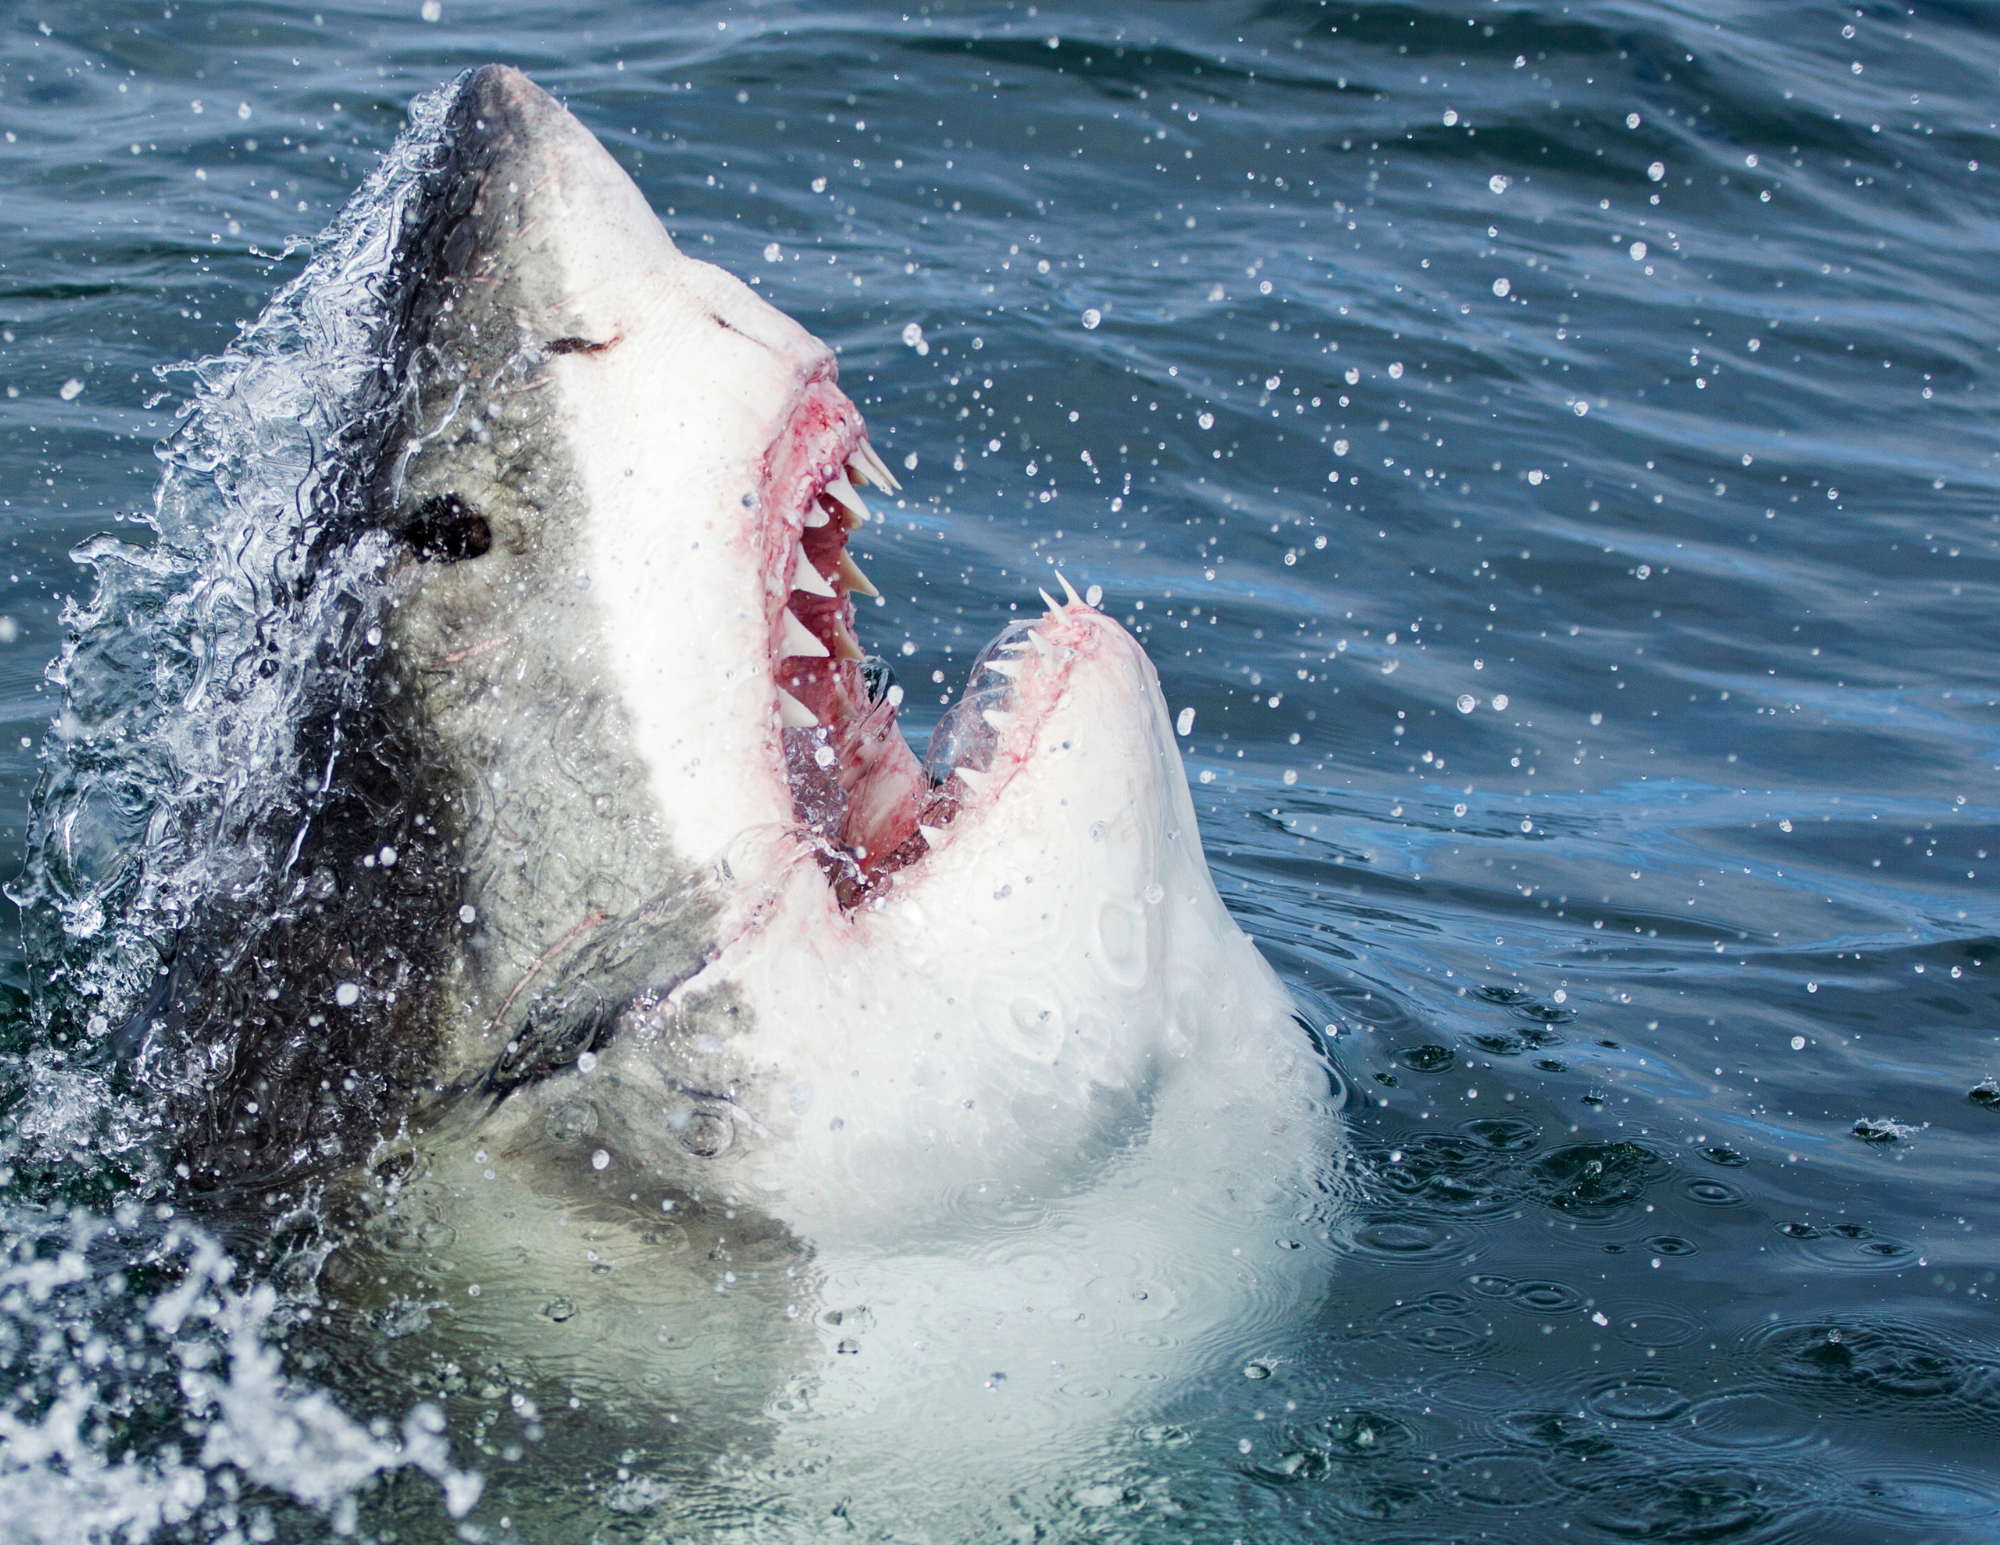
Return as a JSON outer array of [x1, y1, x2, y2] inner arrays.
[[547, 333, 620, 355], [443, 634, 510, 665]]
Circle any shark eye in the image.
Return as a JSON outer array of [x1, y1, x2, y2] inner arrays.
[[401, 493, 492, 562]]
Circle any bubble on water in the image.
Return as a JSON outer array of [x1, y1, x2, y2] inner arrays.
[[1457, 695, 1477, 713], [901, 322, 924, 348], [1790, 1036, 1807, 1050], [811, 175, 827, 193], [1282, 769, 1297, 785], [1264, 375, 1281, 390], [1626, 112, 1642, 128], [1492, 277, 1512, 297], [1647, 161, 1665, 181], [903, 451, 919, 471], [1489, 175, 1509, 194], [57, 378, 83, 401], [764, 242, 781, 262], [1388, 362, 1404, 379], [591, 1148, 611, 1170], [1197, 411, 1214, 430], [1630, 241, 1648, 261], [1176, 707, 1195, 735], [1444, 109, 1459, 126], [1573, 400, 1589, 415], [1081, 308, 1102, 330], [420, 0, 442, 17], [458, 904, 476, 923], [334, 982, 359, 1007], [1144, 883, 1165, 904]]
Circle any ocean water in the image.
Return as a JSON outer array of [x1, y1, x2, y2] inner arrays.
[[2, 1, 1998, 1541]]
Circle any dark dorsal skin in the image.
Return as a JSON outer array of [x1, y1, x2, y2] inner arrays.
[[132, 67, 718, 1206]]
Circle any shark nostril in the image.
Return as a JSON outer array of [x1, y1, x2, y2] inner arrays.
[[401, 493, 493, 562]]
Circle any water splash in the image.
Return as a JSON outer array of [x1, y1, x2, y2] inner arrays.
[[0, 1204, 480, 1543], [3, 78, 471, 1188]]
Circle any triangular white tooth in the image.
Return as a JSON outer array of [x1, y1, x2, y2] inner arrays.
[[780, 608, 829, 658], [791, 544, 837, 598], [1056, 571, 1083, 606], [981, 708, 1014, 732], [837, 550, 880, 598], [1038, 588, 1062, 614], [803, 503, 831, 528], [776, 687, 819, 728], [982, 656, 1022, 681], [918, 824, 946, 848], [848, 452, 891, 494], [952, 765, 987, 792], [856, 441, 902, 493], [822, 474, 870, 522], [1029, 632, 1056, 665]]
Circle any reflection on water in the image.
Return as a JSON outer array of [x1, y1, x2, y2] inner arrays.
[[1, 0, 1998, 1539]]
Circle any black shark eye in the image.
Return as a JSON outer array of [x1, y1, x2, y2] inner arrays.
[[401, 493, 492, 562]]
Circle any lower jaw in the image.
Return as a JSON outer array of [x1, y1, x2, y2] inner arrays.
[[780, 614, 1038, 908]]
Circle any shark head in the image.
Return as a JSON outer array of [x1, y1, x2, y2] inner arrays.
[[303, 66, 1326, 1231]]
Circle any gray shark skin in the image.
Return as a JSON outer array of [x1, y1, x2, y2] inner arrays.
[[93, 65, 1348, 1541]]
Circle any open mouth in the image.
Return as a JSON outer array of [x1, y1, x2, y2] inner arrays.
[[761, 401, 1080, 908]]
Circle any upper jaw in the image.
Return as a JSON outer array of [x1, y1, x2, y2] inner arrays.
[[745, 424, 1132, 911]]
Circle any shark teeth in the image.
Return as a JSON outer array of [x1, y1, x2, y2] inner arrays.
[[802, 502, 831, 529], [917, 823, 947, 848], [837, 550, 879, 597], [776, 686, 819, 728], [1038, 587, 1062, 614], [829, 618, 865, 661], [821, 472, 870, 526], [850, 441, 900, 494], [952, 765, 988, 793], [791, 543, 837, 599], [1056, 571, 1083, 606], [780, 608, 828, 658], [980, 708, 1013, 732]]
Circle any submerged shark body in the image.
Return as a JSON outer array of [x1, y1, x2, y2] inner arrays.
[[114, 66, 1345, 1535]]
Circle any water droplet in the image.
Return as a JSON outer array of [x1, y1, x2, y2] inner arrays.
[[1081, 308, 1102, 330], [591, 1149, 610, 1170]]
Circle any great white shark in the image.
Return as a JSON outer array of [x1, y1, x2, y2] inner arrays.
[[110, 65, 1346, 1535]]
